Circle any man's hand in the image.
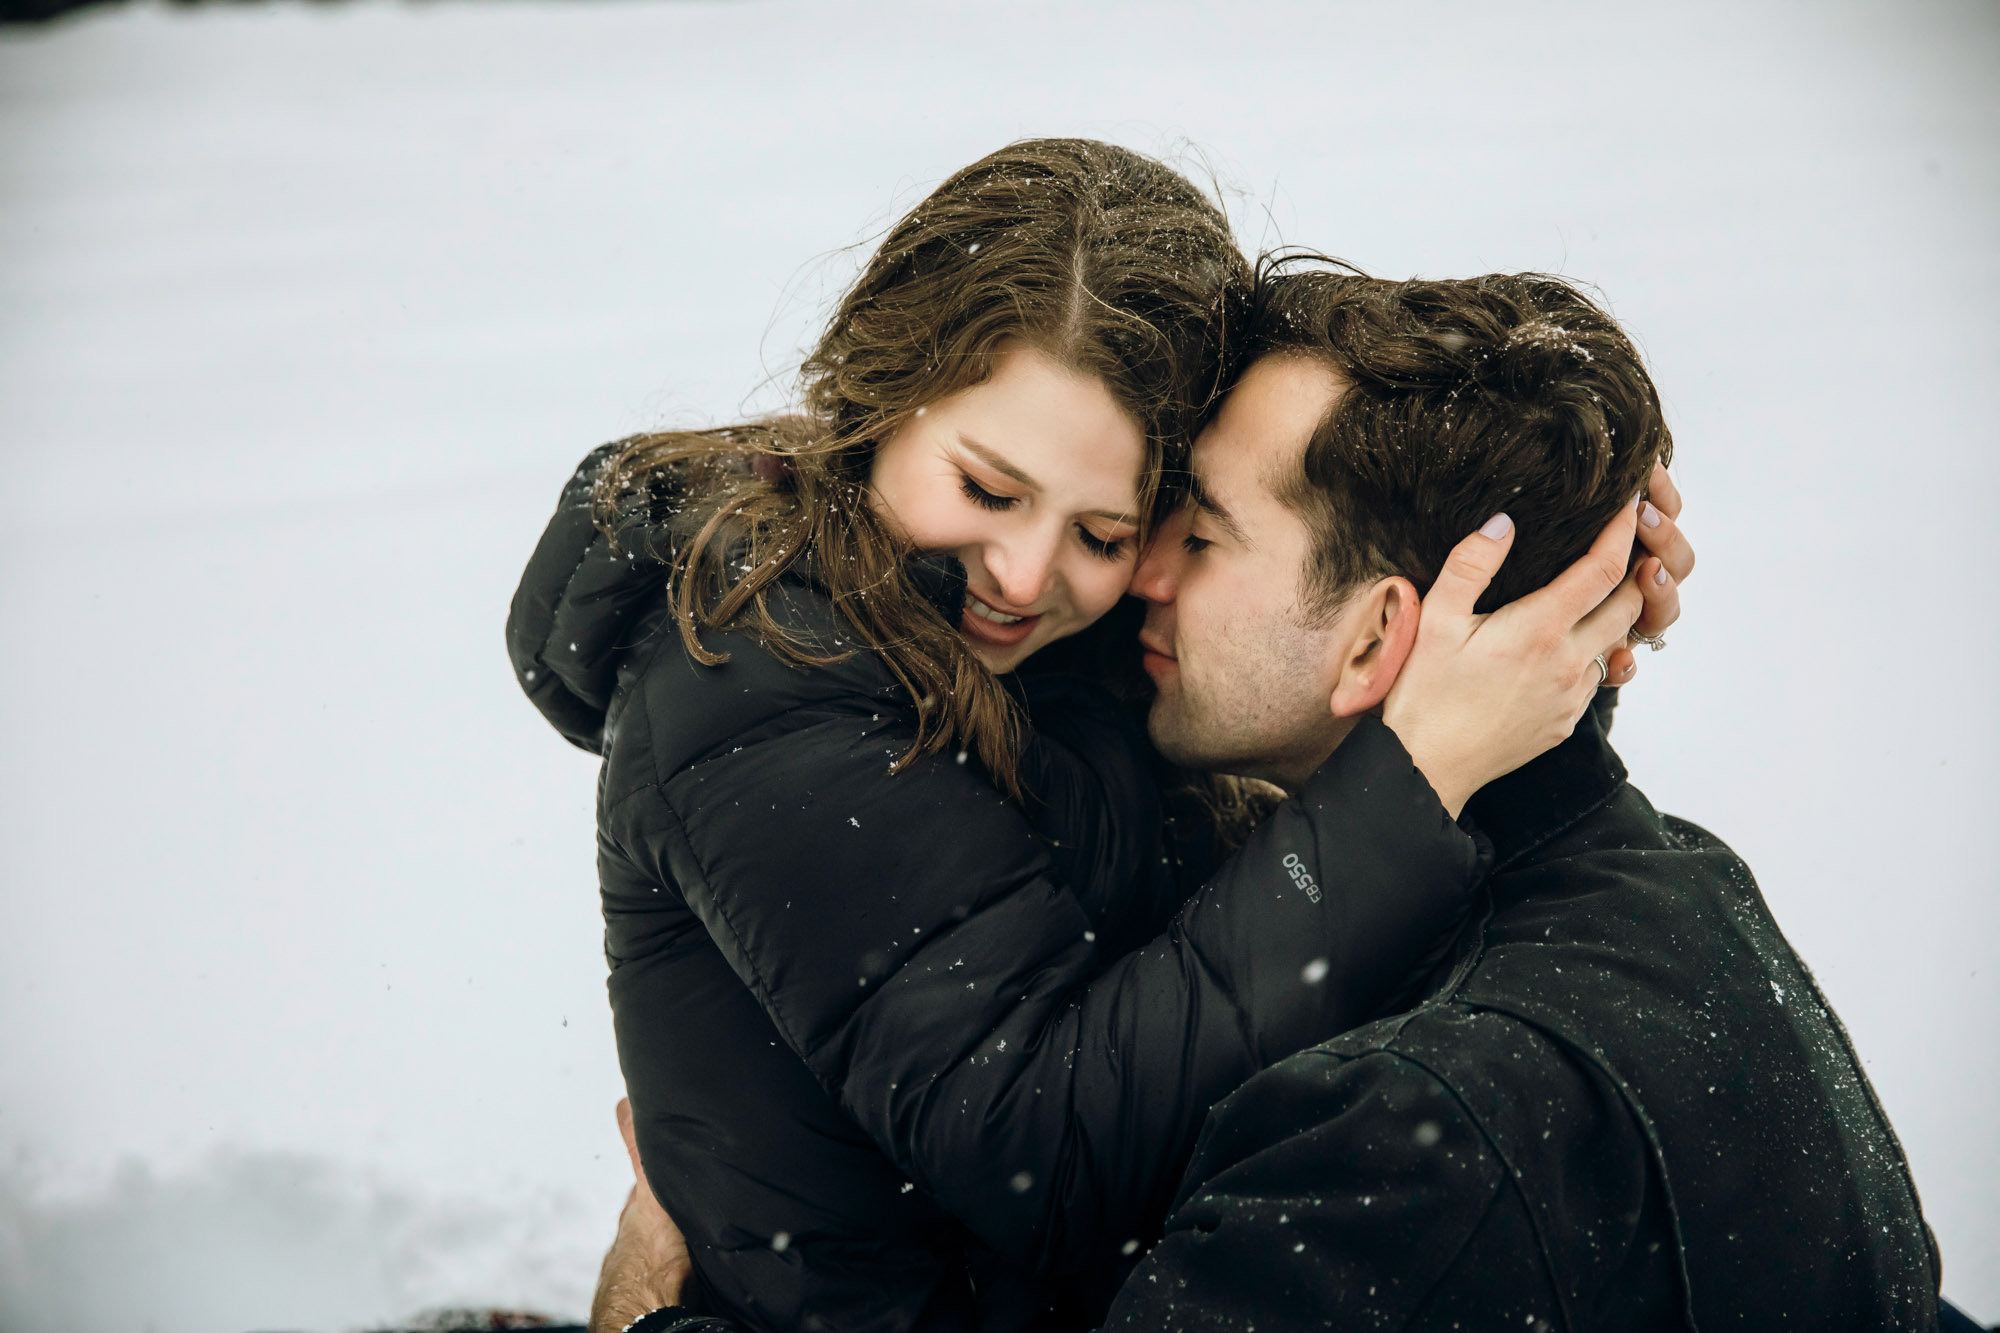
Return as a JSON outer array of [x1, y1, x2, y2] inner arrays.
[[588, 1099, 692, 1333]]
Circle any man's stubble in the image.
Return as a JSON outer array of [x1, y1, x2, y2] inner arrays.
[[1146, 600, 1348, 790]]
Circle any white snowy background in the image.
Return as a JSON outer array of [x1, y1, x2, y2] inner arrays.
[[1, 1, 1994, 1328]]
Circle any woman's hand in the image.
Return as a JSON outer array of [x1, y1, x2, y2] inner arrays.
[[1603, 463, 1694, 682], [1381, 498, 1656, 818]]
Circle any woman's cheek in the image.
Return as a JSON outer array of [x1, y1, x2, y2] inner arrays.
[[1075, 562, 1129, 624]]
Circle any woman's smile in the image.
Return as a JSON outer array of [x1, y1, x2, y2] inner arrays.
[[960, 588, 1042, 646]]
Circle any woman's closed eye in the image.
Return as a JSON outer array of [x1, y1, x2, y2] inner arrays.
[[1181, 532, 1213, 555], [958, 467, 1131, 560], [1075, 525, 1131, 562], [958, 473, 1019, 512]]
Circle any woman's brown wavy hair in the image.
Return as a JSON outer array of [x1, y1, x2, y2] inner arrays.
[[592, 138, 1251, 794]]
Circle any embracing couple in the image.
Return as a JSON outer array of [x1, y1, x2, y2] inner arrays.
[[508, 139, 1938, 1332]]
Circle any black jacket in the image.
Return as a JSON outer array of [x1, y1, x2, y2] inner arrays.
[[1095, 697, 1940, 1331], [507, 451, 1488, 1333]]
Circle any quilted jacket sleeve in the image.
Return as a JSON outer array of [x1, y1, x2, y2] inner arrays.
[[1009, 673, 1188, 957]]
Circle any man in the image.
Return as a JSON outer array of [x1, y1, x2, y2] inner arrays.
[[593, 266, 1939, 1331], [1099, 266, 1937, 1329]]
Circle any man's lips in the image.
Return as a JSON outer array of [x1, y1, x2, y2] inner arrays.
[[960, 589, 1040, 648], [1139, 634, 1177, 673]]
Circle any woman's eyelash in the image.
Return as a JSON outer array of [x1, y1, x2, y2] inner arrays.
[[1181, 534, 1212, 555], [958, 474, 1017, 511], [1076, 527, 1129, 561], [958, 470, 1128, 560]]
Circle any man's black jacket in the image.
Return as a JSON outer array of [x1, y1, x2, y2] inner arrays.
[[507, 450, 1488, 1333], [1097, 697, 1940, 1331]]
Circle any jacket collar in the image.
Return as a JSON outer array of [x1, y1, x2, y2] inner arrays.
[[1461, 692, 1630, 873]]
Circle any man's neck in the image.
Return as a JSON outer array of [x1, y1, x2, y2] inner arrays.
[[1251, 715, 1360, 795]]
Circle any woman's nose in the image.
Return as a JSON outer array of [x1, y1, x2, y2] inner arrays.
[[1130, 523, 1184, 604], [986, 531, 1059, 608]]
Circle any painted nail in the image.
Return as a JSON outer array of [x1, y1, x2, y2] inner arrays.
[[1653, 565, 1669, 585], [1479, 513, 1513, 539], [1639, 501, 1662, 528]]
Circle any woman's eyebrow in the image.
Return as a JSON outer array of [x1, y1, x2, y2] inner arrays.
[[956, 435, 1039, 491], [959, 434, 1137, 526]]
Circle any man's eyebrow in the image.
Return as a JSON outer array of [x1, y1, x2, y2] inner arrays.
[[958, 434, 1138, 527], [1188, 472, 1251, 546]]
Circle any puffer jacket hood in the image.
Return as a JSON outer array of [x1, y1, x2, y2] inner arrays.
[[507, 442, 971, 757], [506, 444, 665, 753]]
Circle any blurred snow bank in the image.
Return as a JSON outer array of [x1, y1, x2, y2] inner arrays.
[[0, 1151, 596, 1332]]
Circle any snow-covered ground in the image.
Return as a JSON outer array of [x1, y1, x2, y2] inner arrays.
[[0, 1, 1993, 1327]]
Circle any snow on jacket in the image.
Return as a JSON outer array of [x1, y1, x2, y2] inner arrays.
[[507, 449, 1488, 1332]]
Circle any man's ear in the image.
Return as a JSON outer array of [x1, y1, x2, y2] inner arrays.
[[1329, 576, 1422, 718]]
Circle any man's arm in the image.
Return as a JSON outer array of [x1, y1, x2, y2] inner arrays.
[[1101, 1044, 1568, 1331], [590, 1184, 701, 1333], [588, 1099, 699, 1333], [590, 1048, 1547, 1333], [1105, 1035, 1677, 1331]]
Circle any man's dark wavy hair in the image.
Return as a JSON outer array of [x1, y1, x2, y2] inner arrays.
[[1246, 256, 1673, 617]]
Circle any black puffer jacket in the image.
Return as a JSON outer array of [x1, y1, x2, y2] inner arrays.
[[1098, 698, 1938, 1331], [507, 451, 1488, 1333]]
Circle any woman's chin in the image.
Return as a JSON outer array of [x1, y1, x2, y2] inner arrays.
[[965, 637, 1033, 674]]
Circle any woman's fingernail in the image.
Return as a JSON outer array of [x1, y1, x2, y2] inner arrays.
[[1653, 564, 1669, 585], [1479, 513, 1513, 539], [1639, 501, 1662, 528]]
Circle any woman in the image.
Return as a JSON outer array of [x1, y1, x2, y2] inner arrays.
[[508, 139, 1686, 1333]]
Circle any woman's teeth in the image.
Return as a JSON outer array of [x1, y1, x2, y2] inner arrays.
[[968, 600, 1027, 626]]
